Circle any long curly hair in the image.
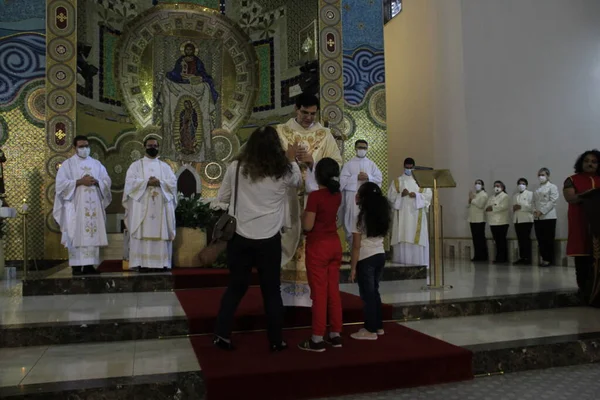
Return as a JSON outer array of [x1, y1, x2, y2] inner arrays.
[[236, 125, 292, 181], [574, 149, 600, 174], [356, 182, 390, 238]]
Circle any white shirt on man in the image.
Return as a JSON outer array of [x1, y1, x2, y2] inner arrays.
[[123, 156, 177, 269], [533, 182, 559, 220], [217, 160, 302, 240], [340, 156, 382, 243], [53, 154, 112, 266], [513, 190, 534, 224]]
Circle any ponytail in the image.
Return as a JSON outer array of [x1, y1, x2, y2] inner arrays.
[[315, 158, 340, 194], [325, 177, 340, 194]]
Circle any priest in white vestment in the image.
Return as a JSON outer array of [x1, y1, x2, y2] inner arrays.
[[123, 138, 178, 271], [53, 135, 112, 275], [276, 93, 342, 307], [339, 139, 383, 247], [387, 158, 432, 267]]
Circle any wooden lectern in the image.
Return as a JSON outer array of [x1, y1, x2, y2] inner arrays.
[[577, 188, 600, 306], [412, 169, 456, 289]]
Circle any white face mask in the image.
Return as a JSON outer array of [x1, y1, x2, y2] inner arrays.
[[494, 187, 502, 194], [404, 169, 413, 176], [518, 184, 526, 192], [356, 149, 367, 158], [474, 184, 482, 192], [77, 147, 90, 158], [539, 175, 548, 184]]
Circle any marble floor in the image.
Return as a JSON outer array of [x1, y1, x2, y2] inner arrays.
[[400, 307, 600, 347], [342, 261, 576, 303], [0, 262, 578, 326], [1, 307, 598, 388], [316, 363, 600, 400], [0, 338, 199, 387]]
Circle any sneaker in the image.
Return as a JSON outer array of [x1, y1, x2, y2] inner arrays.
[[350, 329, 378, 341], [213, 336, 235, 351], [376, 329, 385, 336], [324, 335, 343, 348], [298, 339, 326, 352], [270, 341, 288, 352]]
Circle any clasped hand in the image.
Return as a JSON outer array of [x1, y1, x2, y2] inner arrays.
[[148, 177, 161, 187], [401, 189, 416, 198], [79, 175, 98, 187], [358, 172, 369, 181]]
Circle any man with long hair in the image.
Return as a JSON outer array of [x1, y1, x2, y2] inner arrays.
[[276, 93, 342, 307]]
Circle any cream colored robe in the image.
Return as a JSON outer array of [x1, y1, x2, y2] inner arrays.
[[122, 157, 177, 269], [276, 118, 342, 307], [53, 154, 112, 267]]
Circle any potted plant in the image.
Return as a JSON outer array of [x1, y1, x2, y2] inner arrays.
[[173, 193, 226, 268]]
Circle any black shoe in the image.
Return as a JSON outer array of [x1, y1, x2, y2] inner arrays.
[[72, 266, 83, 276], [213, 336, 235, 351], [270, 341, 288, 352], [298, 339, 326, 353], [324, 335, 343, 348], [82, 265, 97, 274]]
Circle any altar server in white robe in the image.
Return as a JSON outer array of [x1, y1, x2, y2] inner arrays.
[[339, 139, 382, 247], [388, 158, 432, 266], [123, 137, 178, 271], [53, 135, 112, 275]]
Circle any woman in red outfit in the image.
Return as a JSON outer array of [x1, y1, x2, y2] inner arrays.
[[299, 157, 343, 352], [563, 149, 600, 298]]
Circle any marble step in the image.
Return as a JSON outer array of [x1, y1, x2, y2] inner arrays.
[[21, 264, 426, 296], [2, 309, 600, 399], [0, 289, 581, 348]]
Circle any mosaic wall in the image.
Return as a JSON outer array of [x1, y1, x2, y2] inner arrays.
[[341, 0, 387, 185], [0, 0, 46, 262], [45, 0, 78, 259]]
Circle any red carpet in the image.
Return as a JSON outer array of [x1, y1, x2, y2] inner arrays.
[[190, 322, 473, 400], [97, 260, 124, 273], [175, 287, 392, 334]]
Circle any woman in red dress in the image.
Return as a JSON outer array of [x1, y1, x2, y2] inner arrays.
[[563, 149, 600, 297]]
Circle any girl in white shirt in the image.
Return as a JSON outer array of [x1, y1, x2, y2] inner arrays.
[[486, 180, 510, 263], [468, 179, 489, 262], [512, 178, 534, 265], [349, 182, 391, 341], [533, 168, 559, 267]]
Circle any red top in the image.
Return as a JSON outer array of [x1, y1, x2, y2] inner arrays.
[[304, 188, 342, 243], [566, 173, 600, 256]]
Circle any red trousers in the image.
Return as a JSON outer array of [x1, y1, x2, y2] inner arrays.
[[305, 235, 343, 336]]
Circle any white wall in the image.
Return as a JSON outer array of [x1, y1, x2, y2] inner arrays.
[[386, 0, 600, 239]]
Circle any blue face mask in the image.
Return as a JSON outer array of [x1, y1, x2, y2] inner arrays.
[[404, 169, 413, 176]]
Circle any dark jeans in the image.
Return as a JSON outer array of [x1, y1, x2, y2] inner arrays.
[[515, 222, 533, 262], [470, 222, 488, 261], [215, 233, 284, 345], [490, 224, 509, 263], [534, 219, 556, 264], [356, 253, 386, 333]]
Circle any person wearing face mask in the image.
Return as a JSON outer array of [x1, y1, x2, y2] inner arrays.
[[123, 137, 178, 272], [339, 139, 383, 249], [53, 135, 112, 275], [533, 168, 559, 267], [388, 158, 432, 266], [467, 179, 489, 262], [563, 150, 600, 303], [512, 178, 534, 265], [485, 181, 510, 264]]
